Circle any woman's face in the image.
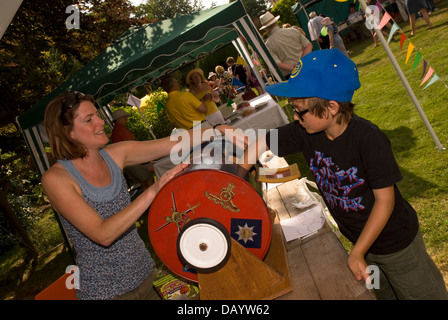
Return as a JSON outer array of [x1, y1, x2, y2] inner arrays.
[[69, 101, 108, 149]]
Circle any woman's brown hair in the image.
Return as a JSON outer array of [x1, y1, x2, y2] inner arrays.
[[44, 91, 95, 160]]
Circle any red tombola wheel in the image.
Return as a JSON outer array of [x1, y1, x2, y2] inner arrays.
[[148, 168, 271, 282]]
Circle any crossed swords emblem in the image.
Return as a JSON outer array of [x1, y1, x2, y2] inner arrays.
[[154, 183, 239, 234], [154, 192, 200, 234]]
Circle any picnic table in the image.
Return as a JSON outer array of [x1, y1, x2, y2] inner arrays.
[[265, 179, 375, 300]]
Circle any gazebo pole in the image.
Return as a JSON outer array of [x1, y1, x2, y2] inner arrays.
[[358, 0, 444, 150]]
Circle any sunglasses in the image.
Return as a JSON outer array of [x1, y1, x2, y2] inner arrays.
[[60, 91, 85, 121], [293, 108, 309, 121]]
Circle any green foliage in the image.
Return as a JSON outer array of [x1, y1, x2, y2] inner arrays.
[[271, 0, 298, 26], [138, 0, 204, 20], [232, 0, 268, 18], [0, 172, 44, 255], [0, 0, 147, 123], [139, 88, 175, 139], [110, 89, 174, 141]]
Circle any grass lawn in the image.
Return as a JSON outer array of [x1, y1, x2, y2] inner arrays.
[[1, 0, 447, 299]]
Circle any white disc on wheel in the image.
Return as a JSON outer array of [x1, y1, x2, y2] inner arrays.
[[178, 222, 230, 270]]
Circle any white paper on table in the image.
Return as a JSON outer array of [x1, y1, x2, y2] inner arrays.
[[280, 205, 326, 242]]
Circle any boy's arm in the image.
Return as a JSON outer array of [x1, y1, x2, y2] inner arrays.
[[238, 134, 268, 172], [347, 185, 395, 281]]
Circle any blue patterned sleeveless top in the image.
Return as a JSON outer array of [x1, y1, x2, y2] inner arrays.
[[58, 148, 154, 300]]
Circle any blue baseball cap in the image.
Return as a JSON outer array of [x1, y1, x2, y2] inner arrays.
[[266, 49, 361, 102]]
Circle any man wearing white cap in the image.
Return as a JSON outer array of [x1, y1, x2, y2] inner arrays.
[[259, 11, 312, 78], [307, 11, 329, 50]]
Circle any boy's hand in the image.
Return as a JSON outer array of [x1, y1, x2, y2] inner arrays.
[[347, 251, 369, 281]]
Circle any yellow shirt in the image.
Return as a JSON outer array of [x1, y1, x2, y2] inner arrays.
[[165, 90, 205, 130], [193, 89, 218, 116]]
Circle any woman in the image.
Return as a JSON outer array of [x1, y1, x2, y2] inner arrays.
[[322, 17, 349, 57], [186, 68, 225, 126], [41, 91, 241, 299]]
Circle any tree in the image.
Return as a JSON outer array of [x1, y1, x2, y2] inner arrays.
[[0, 0, 149, 271], [139, 0, 204, 21], [271, 0, 298, 26], [0, 0, 148, 126], [232, 0, 268, 19]]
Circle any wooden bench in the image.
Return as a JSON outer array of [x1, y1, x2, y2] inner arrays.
[[265, 179, 375, 300]]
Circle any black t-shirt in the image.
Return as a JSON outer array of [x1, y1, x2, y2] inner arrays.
[[231, 64, 247, 85], [266, 115, 419, 254]]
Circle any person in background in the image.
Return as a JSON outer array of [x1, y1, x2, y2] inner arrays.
[[215, 65, 236, 100], [226, 56, 248, 87], [426, 0, 439, 13], [240, 49, 447, 300], [283, 23, 308, 37], [405, 0, 434, 36], [208, 72, 218, 90], [322, 17, 349, 57], [259, 11, 312, 78], [110, 109, 155, 190], [307, 11, 329, 49], [390, 0, 409, 22], [186, 68, 225, 127], [347, 5, 371, 41], [160, 75, 207, 130]]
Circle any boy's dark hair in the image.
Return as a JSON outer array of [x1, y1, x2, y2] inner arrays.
[[305, 97, 355, 124], [226, 57, 235, 64]]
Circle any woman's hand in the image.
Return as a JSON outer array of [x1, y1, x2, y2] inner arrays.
[[152, 163, 189, 194]]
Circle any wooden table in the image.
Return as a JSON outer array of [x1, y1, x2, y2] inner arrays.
[[265, 179, 375, 300]]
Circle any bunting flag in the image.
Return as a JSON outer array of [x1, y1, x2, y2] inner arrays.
[[411, 52, 421, 71], [387, 23, 399, 44], [400, 33, 407, 50], [423, 74, 439, 89], [405, 42, 414, 64], [157, 100, 165, 112], [236, 56, 246, 66], [376, 1, 383, 13], [379, 12, 391, 30], [420, 67, 434, 86], [421, 60, 428, 79], [127, 94, 141, 108], [374, 0, 443, 90]]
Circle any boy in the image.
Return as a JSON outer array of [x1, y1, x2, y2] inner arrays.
[[241, 49, 447, 299]]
